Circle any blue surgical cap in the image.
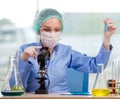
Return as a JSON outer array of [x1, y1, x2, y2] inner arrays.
[[33, 8, 64, 34]]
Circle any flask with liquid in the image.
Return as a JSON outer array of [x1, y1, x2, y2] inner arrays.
[[1, 49, 24, 96], [92, 64, 110, 96]]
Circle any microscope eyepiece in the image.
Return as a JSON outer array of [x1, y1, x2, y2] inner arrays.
[[37, 47, 50, 66]]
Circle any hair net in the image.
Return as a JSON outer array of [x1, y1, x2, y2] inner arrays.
[[33, 8, 64, 34]]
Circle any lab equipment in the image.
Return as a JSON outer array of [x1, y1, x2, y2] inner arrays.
[[107, 79, 116, 94], [92, 64, 110, 96], [1, 55, 24, 96], [107, 60, 117, 94], [35, 47, 50, 94], [115, 60, 120, 94], [104, 23, 108, 32]]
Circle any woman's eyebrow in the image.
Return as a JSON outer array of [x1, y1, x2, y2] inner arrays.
[[42, 26, 61, 29], [42, 26, 51, 28], [56, 26, 61, 28]]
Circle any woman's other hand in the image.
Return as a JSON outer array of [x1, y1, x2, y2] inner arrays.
[[103, 18, 116, 50]]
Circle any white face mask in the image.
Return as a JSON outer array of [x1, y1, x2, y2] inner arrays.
[[40, 32, 61, 48]]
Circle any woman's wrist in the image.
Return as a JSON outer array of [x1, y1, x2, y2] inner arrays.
[[103, 43, 110, 51], [103, 37, 111, 51], [20, 54, 28, 61]]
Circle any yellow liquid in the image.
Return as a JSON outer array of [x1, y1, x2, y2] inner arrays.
[[92, 88, 110, 96]]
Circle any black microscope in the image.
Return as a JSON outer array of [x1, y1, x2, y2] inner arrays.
[[35, 47, 50, 94]]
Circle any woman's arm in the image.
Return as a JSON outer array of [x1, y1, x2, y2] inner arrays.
[[69, 44, 112, 73]]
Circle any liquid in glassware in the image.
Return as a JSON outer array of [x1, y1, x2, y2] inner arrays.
[[1, 55, 24, 96], [107, 79, 116, 94], [92, 88, 110, 96], [92, 64, 110, 96]]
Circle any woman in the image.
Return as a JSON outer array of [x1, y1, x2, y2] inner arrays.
[[10, 8, 116, 93]]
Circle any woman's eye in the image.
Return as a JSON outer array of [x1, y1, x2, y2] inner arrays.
[[55, 28, 61, 32], [44, 29, 51, 32]]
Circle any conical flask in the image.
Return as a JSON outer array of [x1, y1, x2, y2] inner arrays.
[[92, 64, 110, 96], [1, 55, 24, 96]]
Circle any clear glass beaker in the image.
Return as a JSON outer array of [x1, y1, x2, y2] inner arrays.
[[92, 64, 110, 96], [115, 60, 120, 94], [1, 55, 24, 96], [107, 60, 117, 94]]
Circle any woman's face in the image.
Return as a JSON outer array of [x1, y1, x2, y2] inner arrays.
[[40, 18, 62, 34]]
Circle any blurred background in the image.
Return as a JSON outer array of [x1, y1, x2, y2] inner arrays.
[[0, 0, 120, 92]]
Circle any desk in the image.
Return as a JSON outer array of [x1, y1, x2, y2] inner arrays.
[[0, 93, 120, 99]]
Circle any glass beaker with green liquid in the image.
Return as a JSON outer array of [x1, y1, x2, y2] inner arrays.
[[1, 50, 24, 96], [92, 64, 110, 96]]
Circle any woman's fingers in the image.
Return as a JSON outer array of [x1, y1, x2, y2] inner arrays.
[[104, 18, 116, 34], [21, 46, 42, 61], [30, 46, 42, 58], [34, 46, 42, 50]]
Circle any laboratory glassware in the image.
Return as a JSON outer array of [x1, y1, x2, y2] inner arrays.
[[92, 64, 110, 96], [1, 54, 24, 96]]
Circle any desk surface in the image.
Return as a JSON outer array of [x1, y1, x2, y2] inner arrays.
[[0, 93, 120, 99]]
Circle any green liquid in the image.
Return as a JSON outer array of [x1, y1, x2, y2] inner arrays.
[[12, 85, 24, 91]]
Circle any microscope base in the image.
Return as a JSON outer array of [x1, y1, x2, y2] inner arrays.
[[35, 89, 48, 94]]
